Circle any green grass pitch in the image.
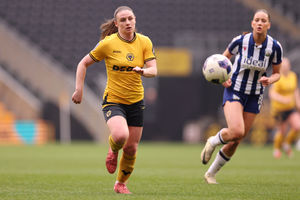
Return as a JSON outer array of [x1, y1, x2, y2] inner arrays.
[[0, 143, 299, 200]]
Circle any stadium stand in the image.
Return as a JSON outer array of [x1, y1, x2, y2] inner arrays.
[[0, 0, 299, 141], [263, 0, 300, 23]]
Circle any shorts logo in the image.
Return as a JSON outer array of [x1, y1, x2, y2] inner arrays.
[[126, 53, 134, 61], [106, 110, 112, 118], [233, 94, 240, 100]]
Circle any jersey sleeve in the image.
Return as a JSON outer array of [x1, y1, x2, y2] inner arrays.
[[272, 40, 283, 65], [143, 37, 156, 62], [227, 35, 242, 55], [89, 40, 106, 62]]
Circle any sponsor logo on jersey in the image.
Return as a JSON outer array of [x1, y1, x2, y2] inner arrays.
[[241, 56, 267, 70], [126, 53, 134, 61], [113, 50, 121, 53], [112, 65, 134, 72]]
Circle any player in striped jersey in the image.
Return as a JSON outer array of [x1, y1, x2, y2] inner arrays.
[[201, 9, 283, 184], [269, 57, 300, 159], [72, 6, 157, 194]]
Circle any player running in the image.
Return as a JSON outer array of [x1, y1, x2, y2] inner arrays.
[[200, 9, 283, 184], [72, 6, 157, 193], [269, 57, 300, 159]]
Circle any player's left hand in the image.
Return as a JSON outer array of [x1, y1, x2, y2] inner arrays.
[[133, 66, 144, 75], [222, 79, 232, 88], [259, 76, 271, 86]]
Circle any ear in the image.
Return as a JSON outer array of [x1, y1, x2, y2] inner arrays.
[[114, 20, 118, 28], [251, 20, 254, 29], [267, 22, 271, 30]]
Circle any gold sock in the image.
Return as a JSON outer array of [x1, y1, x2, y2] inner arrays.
[[117, 152, 136, 183], [285, 129, 298, 145], [109, 135, 124, 153], [273, 131, 283, 150]]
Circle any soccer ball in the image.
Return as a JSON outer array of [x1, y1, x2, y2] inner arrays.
[[202, 54, 232, 84]]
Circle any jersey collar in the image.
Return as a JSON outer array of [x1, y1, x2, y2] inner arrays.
[[251, 33, 268, 49], [117, 32, 137, 43]]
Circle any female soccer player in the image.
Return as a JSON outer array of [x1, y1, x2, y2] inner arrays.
[[269, 57, 300, 159], [72, 6, 157, 193], [200, 9, 283, 184]]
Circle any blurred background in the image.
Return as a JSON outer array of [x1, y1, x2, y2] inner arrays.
[[0, 0, 299, 145]]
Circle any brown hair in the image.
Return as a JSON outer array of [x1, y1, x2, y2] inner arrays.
[[254, 9, 271, 22], [100, 6, 134, 40]]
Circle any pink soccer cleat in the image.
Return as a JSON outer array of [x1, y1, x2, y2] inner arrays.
[[273, 149, 281, 159], [105, 147, 118, 174], [114, 182, 132, 194]]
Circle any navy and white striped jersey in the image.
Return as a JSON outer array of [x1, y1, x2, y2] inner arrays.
[[227, 33, 283, 95]]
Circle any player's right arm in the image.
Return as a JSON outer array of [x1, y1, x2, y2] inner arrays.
[[72, 54, 95, 104], [223, 49, 232, 60], [221, 49, 233, 88]]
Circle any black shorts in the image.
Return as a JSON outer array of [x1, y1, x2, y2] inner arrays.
[[274, 109, 296, 122], [102, 100, 145, 127]]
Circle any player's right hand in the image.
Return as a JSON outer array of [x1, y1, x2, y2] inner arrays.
[[72, 89, 83, 104]]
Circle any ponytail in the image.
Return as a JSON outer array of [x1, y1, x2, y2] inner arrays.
[[100, 18, 118, 40], [99, 6, 134, 40]]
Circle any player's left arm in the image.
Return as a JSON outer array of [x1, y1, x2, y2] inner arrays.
[[259, 63, 281, 87], [133, 59, 157, 77], [133, 36, 157, 77]]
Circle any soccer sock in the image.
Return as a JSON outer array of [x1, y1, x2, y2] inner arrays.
[[273, 131, 283, 150], [109, 135, 124, 153], [207, 150, 230, 176], [210, 129, 227, 147], [285, 129, 298, 145], [117, 152, 136, 183]]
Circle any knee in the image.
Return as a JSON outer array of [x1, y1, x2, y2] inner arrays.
[[291, 114, 300, 131], [111, 130, 129, 144], [123, 143, 139, 156], [228, 127, 245, 141]]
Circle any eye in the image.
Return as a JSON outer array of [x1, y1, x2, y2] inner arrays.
[[120, 18, 126, 22]]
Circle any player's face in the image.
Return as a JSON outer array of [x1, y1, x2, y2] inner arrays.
[[251, 12, 270, 35], [115, 10, 136, 35]]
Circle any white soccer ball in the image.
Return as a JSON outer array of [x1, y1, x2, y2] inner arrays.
[[202, 54, 233, 84]]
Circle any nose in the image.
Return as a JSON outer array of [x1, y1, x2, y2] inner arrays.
[[258, 20, 263, 25]]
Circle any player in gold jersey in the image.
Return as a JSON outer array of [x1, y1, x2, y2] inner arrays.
[[72, 6, 157, 194], [269, 57, 300, 158]]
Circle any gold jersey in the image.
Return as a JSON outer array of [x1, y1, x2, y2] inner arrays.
[[89, 33, 156, 106], [270, 71, 298, 114]]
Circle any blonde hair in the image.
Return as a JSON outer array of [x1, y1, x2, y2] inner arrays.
[[100, 6, 134, 40]]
